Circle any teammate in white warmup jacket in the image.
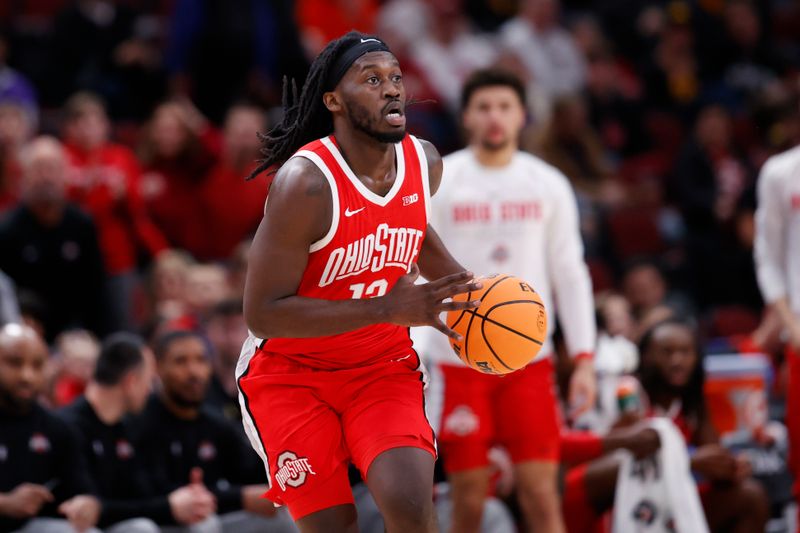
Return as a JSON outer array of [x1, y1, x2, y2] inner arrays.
[[413, 68, 596, 533], [755, 143, 800, 523]]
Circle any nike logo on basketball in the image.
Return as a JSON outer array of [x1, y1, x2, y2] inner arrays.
[[345, 207, 366, 217]]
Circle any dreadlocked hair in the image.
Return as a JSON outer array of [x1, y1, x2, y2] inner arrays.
[[248, 32, 367, 180]]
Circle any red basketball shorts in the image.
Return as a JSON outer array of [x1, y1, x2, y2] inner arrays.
[[435, 357, 561, 473], [787, 347, 800, 503], [237, 342, 437, 520]]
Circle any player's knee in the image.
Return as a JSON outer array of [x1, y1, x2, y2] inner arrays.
[[517, 475, 560, 512], [379, 485, 436, 531]]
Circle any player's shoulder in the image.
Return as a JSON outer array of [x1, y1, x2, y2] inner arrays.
[[271, 151, 330, 199], [760, 145, 800, 181]]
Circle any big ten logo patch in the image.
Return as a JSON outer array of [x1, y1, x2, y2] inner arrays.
[[443, 405, 480, 437], [275, 451, 316, 491], [402, 193, 419, 206]]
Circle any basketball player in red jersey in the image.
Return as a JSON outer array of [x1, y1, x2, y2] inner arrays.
[[236, 32, 481, 532]]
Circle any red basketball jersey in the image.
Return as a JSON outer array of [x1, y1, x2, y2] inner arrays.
[[261, 134, 431, 369]]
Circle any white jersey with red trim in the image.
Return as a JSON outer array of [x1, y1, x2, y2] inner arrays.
[[413, 147, 596, 365], [755, 144, 800, 314]]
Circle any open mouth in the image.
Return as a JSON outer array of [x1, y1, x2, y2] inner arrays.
[[384, 102, 405, 127]]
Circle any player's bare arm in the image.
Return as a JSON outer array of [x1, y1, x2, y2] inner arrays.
[[243, 154, 481, 341], [416, 138, 471, 282]]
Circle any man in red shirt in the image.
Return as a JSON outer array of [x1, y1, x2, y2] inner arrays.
[[197, 103, 268, 261], [62, 92, 169, 331]]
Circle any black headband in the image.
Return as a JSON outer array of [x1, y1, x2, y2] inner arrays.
[[325, 37, 392, 91]]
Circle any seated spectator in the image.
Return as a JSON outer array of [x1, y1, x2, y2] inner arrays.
[[0, 323, 101, 533], [61, 333, 218, 532], [498, 0, 586, 99], [0, 99, 36, 212], [203, 299, 247, 424], [621, 258, 694, 337], [561, 423, 661, 533], [138, 330, 295, 533], [671, 104, 754, 309], [578, 292, 639, 432], [146, 250, 195, 327], [197, 104, 268, 261], [163, 263, 231, 332], [0, 136, 108, 342], [50, 330, 100, 408], [563, 319, 770, 532], [535, 94, 625, 208], [138, 100, 221, 254], [62, 92, 169, 332]]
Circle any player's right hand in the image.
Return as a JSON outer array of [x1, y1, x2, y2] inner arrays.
[[0, 483, 53, 518], [382, 264, 482, 340]]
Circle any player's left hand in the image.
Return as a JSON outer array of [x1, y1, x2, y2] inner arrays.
[[58, 494, 101, 532], [568, 358, 596, 419]]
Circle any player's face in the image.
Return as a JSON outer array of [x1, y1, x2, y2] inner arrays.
[[158, 337, 211, 408], [462, 86, 525, 151], [333, 51, 406, 143], [644, 324, 697, 389], [0, 333, 48, 411]]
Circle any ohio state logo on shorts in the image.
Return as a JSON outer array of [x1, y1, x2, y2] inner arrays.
[[274, 451, 316, 491]]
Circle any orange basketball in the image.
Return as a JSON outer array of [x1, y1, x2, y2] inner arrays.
[[446, 274, 548, 375]]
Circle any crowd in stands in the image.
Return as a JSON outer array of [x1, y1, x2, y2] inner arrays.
[[1, 0, 799, 531]]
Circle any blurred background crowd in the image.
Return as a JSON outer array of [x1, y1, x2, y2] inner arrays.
[[0, 0, 799, 531]]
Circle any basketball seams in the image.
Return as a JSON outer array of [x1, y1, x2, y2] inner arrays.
[[479, 317, 516, 372], [449, 275, 510, 331], [479, 304, 545, 346]]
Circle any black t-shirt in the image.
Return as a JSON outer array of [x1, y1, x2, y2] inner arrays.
[[0, 403, 94, 531], [0, 205, 108, 341], [59, 397, 173, 527], [135, 394, 262, 514]]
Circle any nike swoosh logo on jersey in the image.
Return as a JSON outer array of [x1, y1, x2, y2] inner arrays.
[[345, 207, 366, 217]]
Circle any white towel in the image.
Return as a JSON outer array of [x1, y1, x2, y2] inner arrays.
[[612, 417, 709, 533]]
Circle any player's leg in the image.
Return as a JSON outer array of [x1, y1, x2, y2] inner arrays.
[[343, 355, 440, 533], [787, 347, 800, 519], [514, 461, 565, 533], [435, 365, 494, 533], [366, 447, 437, 532], [496, 358, 565, 533], [296, 505, 358, 533], [237, 347, 356, 531], [701, 478, 769, 533], [446, 467, 492, 533]]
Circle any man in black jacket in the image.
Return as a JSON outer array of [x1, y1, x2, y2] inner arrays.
[[0, 323, 101, 533], [0, 136, 108, 342], [61, 332, 218, 532], [140, 329, 295, 533]]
